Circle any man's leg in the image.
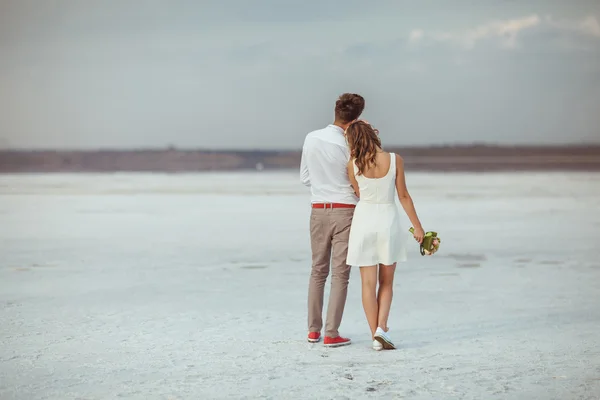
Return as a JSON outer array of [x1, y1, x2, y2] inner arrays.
[[307, 208, 333, 334], [324, 208, 354, 338]]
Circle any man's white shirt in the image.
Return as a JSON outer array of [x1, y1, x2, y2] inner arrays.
[[300, 124, 358, 205]]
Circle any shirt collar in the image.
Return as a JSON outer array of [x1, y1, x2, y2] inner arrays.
[[328, 124, 345, 135]]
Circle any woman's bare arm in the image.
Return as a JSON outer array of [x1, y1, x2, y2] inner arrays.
[[395, 154, 423, 231], [347, 160, 360, 198]]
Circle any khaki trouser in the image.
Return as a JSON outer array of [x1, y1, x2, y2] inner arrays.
[[307, 207, 354, 338]]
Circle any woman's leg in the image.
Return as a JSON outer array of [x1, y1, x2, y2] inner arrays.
[[377, 263, 397, 331], [359, 265, 378, 338]]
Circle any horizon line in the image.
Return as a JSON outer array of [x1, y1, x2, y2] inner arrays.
[[2, 143, 600, 152]]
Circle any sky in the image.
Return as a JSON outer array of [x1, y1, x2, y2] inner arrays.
[[1, 0, 599, 150]]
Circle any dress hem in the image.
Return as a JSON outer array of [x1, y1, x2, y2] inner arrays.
[[347, 257, 407, 266]]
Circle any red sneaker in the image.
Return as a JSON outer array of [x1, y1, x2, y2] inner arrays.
[[323, 335, 351, 347], [307, 332, 321, 343]]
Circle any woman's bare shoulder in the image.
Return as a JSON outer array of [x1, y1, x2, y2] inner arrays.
[[394, 153, 404, 175]]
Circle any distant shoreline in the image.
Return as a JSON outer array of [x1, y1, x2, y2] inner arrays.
[[1, 145, 600, 173]]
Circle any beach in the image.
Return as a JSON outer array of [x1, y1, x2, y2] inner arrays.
[[1, 171, 599, 399]]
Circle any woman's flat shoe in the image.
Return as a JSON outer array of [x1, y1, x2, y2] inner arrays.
[[374, 327, 396, 350]]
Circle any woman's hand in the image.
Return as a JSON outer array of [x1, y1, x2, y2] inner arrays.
[[412, 227, 425, 244]]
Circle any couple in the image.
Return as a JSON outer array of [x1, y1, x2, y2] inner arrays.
[[300, 93, 425, 351]]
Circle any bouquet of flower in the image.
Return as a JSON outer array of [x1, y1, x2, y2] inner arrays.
[[409, 227, 441, 256]]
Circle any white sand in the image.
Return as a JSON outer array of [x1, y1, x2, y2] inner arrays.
[[1, 172, 599, 400]]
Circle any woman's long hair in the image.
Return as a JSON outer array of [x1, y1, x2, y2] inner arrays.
[[345, 121, 381, 176]]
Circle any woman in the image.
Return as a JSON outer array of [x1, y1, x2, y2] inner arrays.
[[345, 120, 425, 351]]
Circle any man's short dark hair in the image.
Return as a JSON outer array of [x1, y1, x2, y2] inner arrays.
[[334, 93, 365, 123]]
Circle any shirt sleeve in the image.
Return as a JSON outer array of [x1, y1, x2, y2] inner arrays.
[[300, 142, 311, 187]]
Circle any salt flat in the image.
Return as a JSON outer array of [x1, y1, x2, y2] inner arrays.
[[1, 172, 599, 400]]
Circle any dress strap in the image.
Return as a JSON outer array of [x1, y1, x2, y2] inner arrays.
[[389, 153, 396, 177]]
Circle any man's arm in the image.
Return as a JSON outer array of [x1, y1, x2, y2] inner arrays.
[[300, 143, 311, 187]]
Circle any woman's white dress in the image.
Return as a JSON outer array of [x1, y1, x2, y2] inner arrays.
[[346, 153, 407, 266]]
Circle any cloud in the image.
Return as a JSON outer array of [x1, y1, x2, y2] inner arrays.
[[409, 29, 425, 43], [409, 14, 600, 50], [545, 15, 600, 38]]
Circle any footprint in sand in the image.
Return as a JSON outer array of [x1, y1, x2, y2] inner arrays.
[[514, 258, 533, 268], [240, 265, 268, 270], [538, 260, 564, 265], [456, 263, 481, 268], [366, 380, 392, 391], [446, 253, 487, 262], [443, 253, 486, 269], [430, 272, 460, 277], [30, 263, 58, 269], [515, 258, 532, 263], [2, 301, 20, 309]]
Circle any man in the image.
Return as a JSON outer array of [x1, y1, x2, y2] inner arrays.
[[300, 93, 365, 347]]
